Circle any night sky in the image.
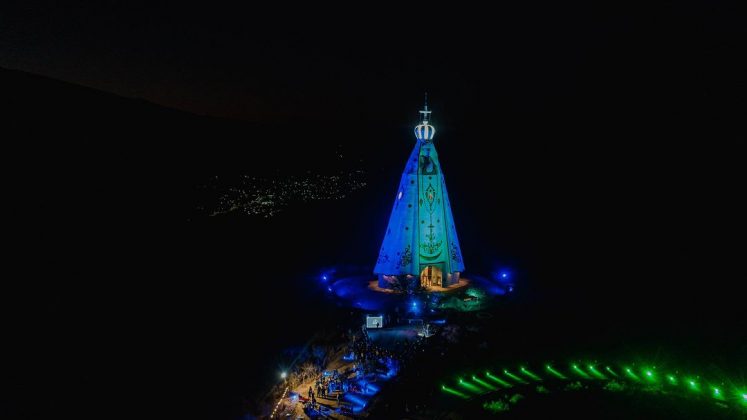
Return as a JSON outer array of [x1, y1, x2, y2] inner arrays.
[[3, 2, 743, 123]]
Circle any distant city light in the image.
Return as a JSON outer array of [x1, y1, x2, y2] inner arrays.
[[202, 170, 367, 218]]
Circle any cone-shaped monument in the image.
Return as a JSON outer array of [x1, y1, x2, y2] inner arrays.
[[375, 98, 465, 290]]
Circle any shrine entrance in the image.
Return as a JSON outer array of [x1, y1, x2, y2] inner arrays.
[[420, 265, 443, 288]]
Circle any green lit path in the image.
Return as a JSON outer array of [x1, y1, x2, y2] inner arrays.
[[439, 359, 747, 415]]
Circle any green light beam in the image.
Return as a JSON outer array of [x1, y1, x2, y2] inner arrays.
[[486, 371, 513, 388], [443, 360, 747, 413], [686, 379, 700, 392], [520, 367, 542, 381], [643, 368, 657, 382], [441, 385, 468, 399], [571, 364, 592, 380], [503, 369, 529, 384], [458, 378, 484, 393], [546, 364, 568, 380], [587, 365, 607, 380], [624, 367, 640, 381], [472, 375, 498, 391]]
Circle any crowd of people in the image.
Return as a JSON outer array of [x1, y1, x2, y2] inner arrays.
[[353, 324, 427, 374], [291, 311, 433, 417]]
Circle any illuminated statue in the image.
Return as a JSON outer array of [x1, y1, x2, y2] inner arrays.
[[375, 95, 464, 290]]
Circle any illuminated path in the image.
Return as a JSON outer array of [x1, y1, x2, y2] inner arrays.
[[439, 358, 747, 415]]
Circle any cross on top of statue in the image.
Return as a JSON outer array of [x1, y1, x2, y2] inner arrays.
[[419, 92, 431, 123]]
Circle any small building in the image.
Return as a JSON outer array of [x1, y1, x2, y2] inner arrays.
[[366, 315, 384, 329]]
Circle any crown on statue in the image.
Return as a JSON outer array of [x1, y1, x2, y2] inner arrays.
[[415, 101, 435, 142], [415, 121, 435, 142]]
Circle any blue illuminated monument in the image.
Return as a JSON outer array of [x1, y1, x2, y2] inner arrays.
[[375, 98, 465, 289]]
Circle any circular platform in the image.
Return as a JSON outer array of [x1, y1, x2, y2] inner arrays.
[[367, 278, 470, 293], [326, 272, 507, 312]]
